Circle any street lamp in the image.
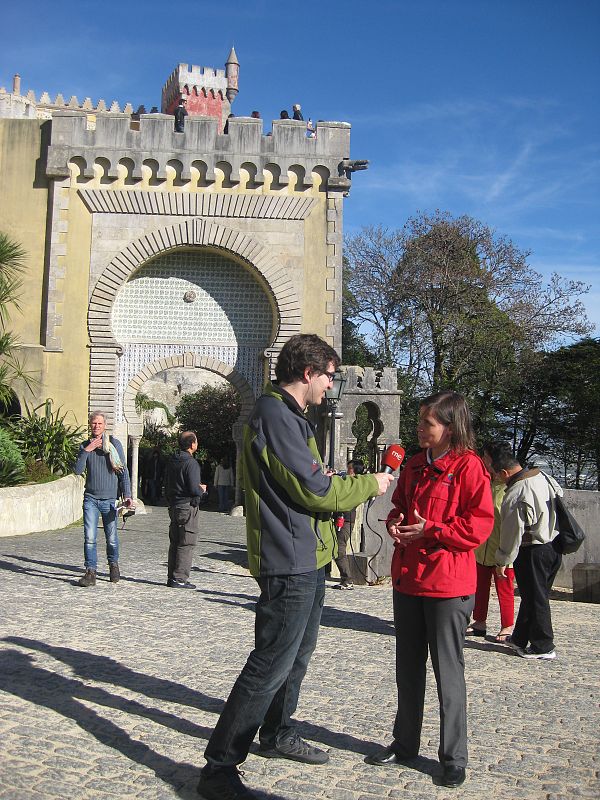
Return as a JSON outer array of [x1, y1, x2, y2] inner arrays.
[[325, 371, 347, 470]]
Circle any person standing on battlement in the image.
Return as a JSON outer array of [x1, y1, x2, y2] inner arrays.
[[174, 97, 187, 132], [196, 334, 395, 800]]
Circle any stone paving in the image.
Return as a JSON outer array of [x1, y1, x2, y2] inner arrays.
[[0, 506, 598, 800]]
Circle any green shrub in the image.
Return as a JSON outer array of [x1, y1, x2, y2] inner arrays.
[[9, 399, 85, 476], [0, 426, 25, 486]]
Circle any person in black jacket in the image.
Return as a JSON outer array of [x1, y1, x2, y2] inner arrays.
[[164, 431, 206, 588]]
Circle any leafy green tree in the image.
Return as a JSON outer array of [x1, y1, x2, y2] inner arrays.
[[345, 212, 591, 399], [513, 339, 600, 489], [175, 384, 241, 462], [0, 232, 35, 411]]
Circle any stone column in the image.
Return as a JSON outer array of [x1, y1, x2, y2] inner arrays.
[[129, 436, 141, 503]]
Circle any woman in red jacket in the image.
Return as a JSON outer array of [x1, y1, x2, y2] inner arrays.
[[365, 391, 494, 788]]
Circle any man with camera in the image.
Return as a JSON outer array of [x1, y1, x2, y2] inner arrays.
[[164, 431, 207, 589]]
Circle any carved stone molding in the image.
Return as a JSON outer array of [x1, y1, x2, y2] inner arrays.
[[78, 189, 317, 219]]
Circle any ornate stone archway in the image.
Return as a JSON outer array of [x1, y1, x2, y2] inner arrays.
[[87, 219, 302, 425], [124, 353, 255, 506]]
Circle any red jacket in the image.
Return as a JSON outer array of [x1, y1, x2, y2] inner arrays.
[[387, 449, 494, 598]]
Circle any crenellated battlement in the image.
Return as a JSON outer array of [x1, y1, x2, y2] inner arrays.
[[46, 112, 353, 191], [341, 366, 400, 393], [0, 84, 141, 118]]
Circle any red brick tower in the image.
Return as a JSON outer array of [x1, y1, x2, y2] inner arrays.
[[161, 47, 239, 131]]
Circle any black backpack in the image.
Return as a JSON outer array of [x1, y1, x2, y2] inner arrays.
[[542, 473, 586, 555]]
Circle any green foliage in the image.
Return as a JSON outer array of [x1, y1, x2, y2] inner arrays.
[[9, 399, 85, 476], [135, 392, 176, 425], [0, 231, 36, 407], [175, 384, 241, 462], [0, 426, 25, 486]]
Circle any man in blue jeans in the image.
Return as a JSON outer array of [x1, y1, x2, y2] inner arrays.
[[197, 334, 394, 800], [74, 411, 133, 587]]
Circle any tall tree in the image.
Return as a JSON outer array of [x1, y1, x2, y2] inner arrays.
[[345, 212, 592, 443]]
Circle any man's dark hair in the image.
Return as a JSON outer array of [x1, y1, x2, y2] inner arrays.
[[274, 334, 340, 384], [482, 440, 520, 473], [348, 459, 365, 475], [178, 431, 197, 451]]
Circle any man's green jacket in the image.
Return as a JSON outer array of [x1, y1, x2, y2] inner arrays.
[[242, 382, 379, 577]]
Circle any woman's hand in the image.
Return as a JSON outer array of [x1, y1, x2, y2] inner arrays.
[[387, 509, 426, 544]]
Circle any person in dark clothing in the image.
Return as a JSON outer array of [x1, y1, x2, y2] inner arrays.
[[280, 110, 290, 119], [143, 447, 164, 505], [223, 113, 234, 134], [164, 431, 206, 588], [174, 98, 187, 132], [292, 103, 304, 120], [333, 459, 365, 589]]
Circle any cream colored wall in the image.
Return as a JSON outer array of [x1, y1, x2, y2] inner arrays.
[[0, 119, 49, 409], [42, 188, 92, 425], [301, 193, 330, 339], [1, 118, 335, 426]]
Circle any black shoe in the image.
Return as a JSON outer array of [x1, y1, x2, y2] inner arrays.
[[364, 743, 412, 765], [167, 580, 196, 589], [259, 733, 329, 764], [441, 766, 466, 787], [197, 768, 257, 799], [78, 569, 96, 587], [109, 562, 120, 583]]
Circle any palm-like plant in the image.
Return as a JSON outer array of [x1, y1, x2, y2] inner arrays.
[[0, 231, 34, 409]]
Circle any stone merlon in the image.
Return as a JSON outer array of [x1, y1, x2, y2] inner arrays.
[[46, 112, 357, 191]]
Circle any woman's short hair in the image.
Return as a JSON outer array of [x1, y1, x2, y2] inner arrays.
[[275, 334, 340, 384], [420, 390, 475, 453]]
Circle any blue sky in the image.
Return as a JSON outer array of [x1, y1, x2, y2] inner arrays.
[[2, 0, 599, 334]]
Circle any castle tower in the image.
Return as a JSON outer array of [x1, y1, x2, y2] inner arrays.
[[225, 46, 239, 104], [161, 49, 238, 131]]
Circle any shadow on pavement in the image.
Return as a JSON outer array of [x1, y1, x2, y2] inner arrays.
[[0, 646, 304, 800], [4, 637, 224, 713], [0, 556, 78, 585]]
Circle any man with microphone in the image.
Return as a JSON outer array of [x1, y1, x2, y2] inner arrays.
[[197, 334, 396, 800]]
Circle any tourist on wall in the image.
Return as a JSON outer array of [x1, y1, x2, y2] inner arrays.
[[174, 97, 187, 132], [74, 412, 133, 587]]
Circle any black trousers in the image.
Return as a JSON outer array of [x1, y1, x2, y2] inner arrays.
[[167, 505, 199, 583], [392, 591, 474, 768], [512, 542, 561, 654]]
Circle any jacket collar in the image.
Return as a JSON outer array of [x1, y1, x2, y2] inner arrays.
[[265, 381, 306, 418], [506, 466, 540, 489]]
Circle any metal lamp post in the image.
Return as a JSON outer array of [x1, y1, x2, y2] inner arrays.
[[325, 371, 347, 470]]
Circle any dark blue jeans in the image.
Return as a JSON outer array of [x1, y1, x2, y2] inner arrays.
[[203, 568, 326, 771]]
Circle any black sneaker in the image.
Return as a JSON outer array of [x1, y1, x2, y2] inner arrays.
[[197, 768, 257, 799], [167, 579, 197, 589], [259, 732, 329, 764], [78, 569, 96, 587], [109, 562, 120, 583]]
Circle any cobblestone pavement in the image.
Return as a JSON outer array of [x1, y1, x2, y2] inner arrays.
[[0, 506, 598, 800]]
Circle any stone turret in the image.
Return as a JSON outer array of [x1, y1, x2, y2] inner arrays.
[[225, 46, 239, 105]]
